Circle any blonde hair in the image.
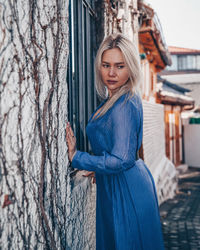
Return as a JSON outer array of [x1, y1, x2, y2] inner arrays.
[[94, 33, 142, 118]]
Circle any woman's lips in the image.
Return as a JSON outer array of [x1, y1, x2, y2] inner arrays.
[[107, 80, 117, 85]]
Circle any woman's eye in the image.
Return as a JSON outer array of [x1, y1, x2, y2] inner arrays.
[[117, 65, 124, 69], [102, 64, 109, 68]]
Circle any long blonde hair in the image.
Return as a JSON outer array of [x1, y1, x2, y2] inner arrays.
[[94, 33, 142, 118]]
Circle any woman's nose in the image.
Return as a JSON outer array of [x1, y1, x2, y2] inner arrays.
[[108, 67, 116, 77]]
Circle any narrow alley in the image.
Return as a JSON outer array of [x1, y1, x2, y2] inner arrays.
[[160, 168, 200, 250]]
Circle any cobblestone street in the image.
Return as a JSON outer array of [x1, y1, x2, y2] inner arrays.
[[160, 168, 200, 250]]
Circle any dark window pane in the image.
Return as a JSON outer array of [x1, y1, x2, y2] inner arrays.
[[68, 0, 99, 153]]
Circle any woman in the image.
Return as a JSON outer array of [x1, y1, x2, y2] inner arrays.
[[66, 33, 164, 250]]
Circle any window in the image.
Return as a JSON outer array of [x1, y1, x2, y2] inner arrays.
[[178, 55, 187, 70], [177, 55, 200, 71], [187, 55, 196, 70], [197, 55, 200, 70], [166, 54, 200, 71], [68, 0, 102, 153], [170, 55, 178, 71]]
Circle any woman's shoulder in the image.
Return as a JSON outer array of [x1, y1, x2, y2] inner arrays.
[[113, 91, 142, 111], [106, 92, 142, 124], [109, 92, 142, 127], [129, 91, 142, 109]]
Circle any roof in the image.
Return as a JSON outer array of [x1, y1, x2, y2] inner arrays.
[[157, 75, 191, 93], [157, 89, 194, 107], [157, 76, 194, 107], [138, 2, 172, 69], [160, 73, 200, 84], [168, 46, 200, 55]]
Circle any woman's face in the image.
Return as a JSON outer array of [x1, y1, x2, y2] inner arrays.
[[100, 48, 129, 97]]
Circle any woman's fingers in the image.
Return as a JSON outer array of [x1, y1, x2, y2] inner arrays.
[[82, 171, 95, 177], [69, 126, 75, 142], [66, 123, 70, 140], [66, 123, 75, 142], [66, 127, 71, 143], [66, 122, 77, 162], [67, 134, 75, 150], [82, 171, 96, 184], [66, 122, 76, 159], [66, 123, 75, 138]]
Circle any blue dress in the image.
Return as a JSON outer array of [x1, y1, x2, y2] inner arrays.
[[72, 93, 165, 250]]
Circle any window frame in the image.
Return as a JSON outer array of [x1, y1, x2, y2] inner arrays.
[[68, 0, 100, 155]]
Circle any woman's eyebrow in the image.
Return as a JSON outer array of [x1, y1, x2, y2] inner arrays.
[[102, 61, 125, 64]]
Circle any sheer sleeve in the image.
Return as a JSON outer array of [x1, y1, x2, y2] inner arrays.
[[72, 97, 141, 175]]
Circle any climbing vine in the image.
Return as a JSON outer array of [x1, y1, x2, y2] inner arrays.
[[0, 0, 69, 248]]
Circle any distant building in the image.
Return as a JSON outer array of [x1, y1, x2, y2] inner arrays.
[[138, 1, 171, 102], [161, 46, 200, 107], [138, 1, 177, 203], [157, 75, 194, 166]]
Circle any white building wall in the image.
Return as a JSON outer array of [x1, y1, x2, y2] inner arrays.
[[184, 82, 200, 107], [141, 60, 150, 98], [184, 124, 200, 168], [143, 101, 177, 204]]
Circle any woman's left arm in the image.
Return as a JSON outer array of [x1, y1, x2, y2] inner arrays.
[[67, 98, 142, 175]]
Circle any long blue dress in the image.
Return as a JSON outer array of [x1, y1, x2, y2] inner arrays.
[[72, 92, 165, 250]]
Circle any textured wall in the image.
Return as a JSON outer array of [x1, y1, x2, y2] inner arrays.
[[142, 101, 177, 204], [143, 101, 166, 171], [104, 0, 139, 42], [69, 172, 96, 250], [0, 0, 95, 249]]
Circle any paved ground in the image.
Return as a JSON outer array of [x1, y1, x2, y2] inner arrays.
[[160, 168, 200, 250]]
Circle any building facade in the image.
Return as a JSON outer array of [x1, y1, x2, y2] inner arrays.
[[0, 0, 179, 248], [157, 76, 194, 166], [159, 46, 199, 167], [162, 46, 200, 107], [137, 1, 177, 203]]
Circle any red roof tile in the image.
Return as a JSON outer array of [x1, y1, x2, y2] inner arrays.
[[168, 46, 200, 55]]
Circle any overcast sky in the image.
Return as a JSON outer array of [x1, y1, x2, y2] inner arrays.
[[147, 0, 200, 50]]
